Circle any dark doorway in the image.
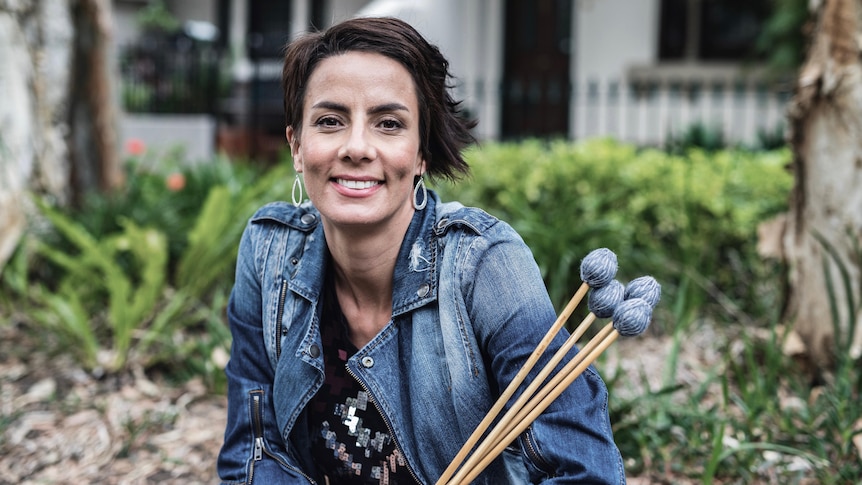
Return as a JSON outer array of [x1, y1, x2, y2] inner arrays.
[[248, 1, 292, 59], [501, 0, 572, 139]]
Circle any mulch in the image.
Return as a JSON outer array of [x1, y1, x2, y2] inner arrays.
[[0, 322, 226, 484]]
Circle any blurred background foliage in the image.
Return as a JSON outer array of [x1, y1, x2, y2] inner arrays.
[[5, 137, 798, 380], [3, 147, 292, 389], [436, 138, 793, 332]]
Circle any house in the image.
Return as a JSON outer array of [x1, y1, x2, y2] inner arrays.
[[113, 0, 792, 160]]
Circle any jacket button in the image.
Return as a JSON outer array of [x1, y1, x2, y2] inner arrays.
[[300, 213, 316, 225], [417, 284, 430, 297], [308, 344, 320, 358], [361, 356, 374, 368]]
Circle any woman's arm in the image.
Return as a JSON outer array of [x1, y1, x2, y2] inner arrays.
[[464, 224, 625, 484], [217, 221, 312, 485]]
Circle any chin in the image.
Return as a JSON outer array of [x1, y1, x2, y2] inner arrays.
[[322, 207, 382, 226]]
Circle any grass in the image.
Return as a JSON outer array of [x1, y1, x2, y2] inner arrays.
[[602, 311, 861, 483]]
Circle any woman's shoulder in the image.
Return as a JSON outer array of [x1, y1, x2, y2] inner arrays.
[[249, 201, 321, 232], [434, 199, 518, 241]]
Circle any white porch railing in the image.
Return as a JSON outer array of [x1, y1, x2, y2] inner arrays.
[[458, 75, 794, 146], [572, 78, 794, 147]]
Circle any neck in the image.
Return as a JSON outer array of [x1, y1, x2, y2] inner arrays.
[[323, 213, 415, 348], [328, 230, 399, 302]]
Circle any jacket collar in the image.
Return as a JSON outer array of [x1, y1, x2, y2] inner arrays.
[[391, 192, 439, 317]]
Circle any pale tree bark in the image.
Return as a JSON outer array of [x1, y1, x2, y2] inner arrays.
[[783, 0, 862, 369], [0, 0, 120, 271]]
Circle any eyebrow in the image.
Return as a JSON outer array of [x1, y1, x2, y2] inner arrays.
[[310, 101, 410, 114]]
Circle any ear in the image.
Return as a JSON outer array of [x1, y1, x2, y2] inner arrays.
[[286, 126, 302, 172], [417, 156, 427, 178]]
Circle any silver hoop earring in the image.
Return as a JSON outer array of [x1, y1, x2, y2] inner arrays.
[[292, 174, 304, 206], [412, 176, 427, 210]]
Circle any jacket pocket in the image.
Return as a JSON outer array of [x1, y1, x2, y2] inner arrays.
[[275, 278, 288, 360], [519, 426, 555, 480], [247, 389, 315, 484]]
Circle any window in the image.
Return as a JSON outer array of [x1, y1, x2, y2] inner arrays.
[[659, 0, 771, 61]]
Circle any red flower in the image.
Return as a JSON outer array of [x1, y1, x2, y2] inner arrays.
[[165, 172, 186, 192], [125, 138, 146, 156]]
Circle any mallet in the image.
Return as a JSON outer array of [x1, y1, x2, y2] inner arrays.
[[444, 279, 626, 484], [487, 276, 661, 446], [445, 276, 660, 485], [434, 248, 619, 485], [450, 296, 655, 485]]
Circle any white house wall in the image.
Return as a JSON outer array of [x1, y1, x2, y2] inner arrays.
[[112, 3, 142, 46], [461, 0, 504, 141], [328, 0, 374, 24], [572, 0, 659, 141], [574, 0, 658, 84], [171, 1, 218, 25]]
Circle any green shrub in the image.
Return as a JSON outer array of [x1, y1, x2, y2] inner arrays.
[[664, 121, 726, 154], [72, 149, 262, 274], [13, 152, 293, 374], [175, 162, 294, 299], [30, 198, 170, 370], [436, 138, 793, 330]]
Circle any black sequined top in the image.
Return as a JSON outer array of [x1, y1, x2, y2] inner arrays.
[[308, 276, 420, 485]]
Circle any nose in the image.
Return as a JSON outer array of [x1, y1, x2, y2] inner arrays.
[[338, 123, 377, 162]]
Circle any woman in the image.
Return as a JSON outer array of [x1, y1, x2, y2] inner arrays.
[[218, 16, 625, 485]]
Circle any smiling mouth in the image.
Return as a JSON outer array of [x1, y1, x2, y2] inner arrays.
[[335, 178, 380, 189]]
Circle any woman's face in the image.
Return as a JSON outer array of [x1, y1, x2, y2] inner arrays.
[[287, 51, 425, 233]]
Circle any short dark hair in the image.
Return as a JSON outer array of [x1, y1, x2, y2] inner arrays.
[[282, 16, 476, 181]]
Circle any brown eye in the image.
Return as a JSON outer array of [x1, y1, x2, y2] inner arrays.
[[380, 119, 403, 130], [315, 116, 340, 128]]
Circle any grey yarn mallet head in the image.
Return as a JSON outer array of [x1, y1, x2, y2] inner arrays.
[[624, 276, 661, 309], [588, 279, 625, 319], [612, 297, 653, 337], [579, 248, 618, 289]]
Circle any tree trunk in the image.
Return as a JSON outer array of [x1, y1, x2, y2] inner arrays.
[[0, 0, 119, 270], [69, 0, 123, 200], [784, 0, 862, 369]]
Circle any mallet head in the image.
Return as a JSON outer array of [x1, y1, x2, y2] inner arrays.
[[624, 276, 661, 309], [612, 298, 652, 337], [579, 248, 618, 289], [588, 279, 625, 318]]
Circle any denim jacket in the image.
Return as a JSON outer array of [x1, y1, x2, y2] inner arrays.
[[218, 191, 625, 484]]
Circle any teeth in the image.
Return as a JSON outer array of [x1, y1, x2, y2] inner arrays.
[[337, 178, 378, 189]]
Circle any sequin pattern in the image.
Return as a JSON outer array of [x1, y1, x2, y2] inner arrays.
[[309, 277, 418, 485]]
